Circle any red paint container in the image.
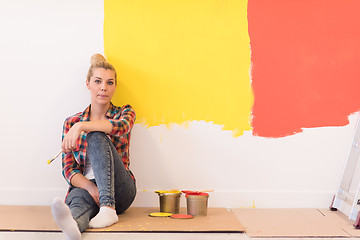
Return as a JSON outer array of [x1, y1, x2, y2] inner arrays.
[[182, 191, 209, 216]]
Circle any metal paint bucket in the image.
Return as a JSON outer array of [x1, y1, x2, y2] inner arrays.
[[156, 190, 182, 214], [185, 192, 209, 216]]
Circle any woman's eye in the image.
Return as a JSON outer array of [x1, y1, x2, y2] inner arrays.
[[95, 80, 101, 84], [108, 81, 114, 85]]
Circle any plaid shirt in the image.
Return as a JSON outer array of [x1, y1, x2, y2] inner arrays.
[[62, 103, 136, 185]]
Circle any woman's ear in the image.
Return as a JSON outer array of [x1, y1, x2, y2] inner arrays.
[[86, 79, 90, 89]]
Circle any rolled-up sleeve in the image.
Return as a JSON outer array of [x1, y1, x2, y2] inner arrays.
[[61, 118, 80, 185], [108, 105, 136, 137], [62, 152, 81, 185]]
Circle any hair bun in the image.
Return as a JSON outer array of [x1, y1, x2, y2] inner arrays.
[[90, 53, 107, 65]]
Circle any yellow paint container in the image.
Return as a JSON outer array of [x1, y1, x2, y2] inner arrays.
[[155, 190, 182, 214]]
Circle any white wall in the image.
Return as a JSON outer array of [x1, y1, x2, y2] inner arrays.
[[0, 0, 356, 208], [0, 0, 103, 203]]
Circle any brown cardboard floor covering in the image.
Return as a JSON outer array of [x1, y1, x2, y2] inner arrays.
[[233, 208, 360, 237], [0, 206, 244, 233], [318, 208, 360, 237]]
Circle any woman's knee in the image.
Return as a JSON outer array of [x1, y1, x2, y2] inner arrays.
[[87, 131, 107, 144]]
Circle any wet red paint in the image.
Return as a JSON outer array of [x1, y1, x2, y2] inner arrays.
[[249, 0, 360, 137], [170, 214, 194, 219]]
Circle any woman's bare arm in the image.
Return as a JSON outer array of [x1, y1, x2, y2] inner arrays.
[[62, 120, 113, 153]]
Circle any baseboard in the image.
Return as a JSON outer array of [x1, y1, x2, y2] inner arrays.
[[133, 190, 336, 209], [0, 188, 68, 206], [0, 188, 335, 208]]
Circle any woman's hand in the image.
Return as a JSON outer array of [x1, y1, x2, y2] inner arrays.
[[71, 173, 100, 206], [85, 181, 100, 206], [62, 122, 82, 153]]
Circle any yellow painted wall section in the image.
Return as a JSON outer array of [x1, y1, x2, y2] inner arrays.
[[104, 0, 253, 136]]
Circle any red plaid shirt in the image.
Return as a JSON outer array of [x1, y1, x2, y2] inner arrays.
[[62, 103, 136, 185]]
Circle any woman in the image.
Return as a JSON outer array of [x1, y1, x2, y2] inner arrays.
[[51, 54, 136, 240]]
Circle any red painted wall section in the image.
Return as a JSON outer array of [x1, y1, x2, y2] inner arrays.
[[249, 0, 360, 138]]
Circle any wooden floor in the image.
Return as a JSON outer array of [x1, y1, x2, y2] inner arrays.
[[2, 206, 360, 239], [2, 232, 360, 240]]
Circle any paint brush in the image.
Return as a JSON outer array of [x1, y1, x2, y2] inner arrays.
[[197, 189, 214, 193], [47, 150, 62, 164]]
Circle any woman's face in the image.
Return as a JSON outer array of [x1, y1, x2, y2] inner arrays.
[[86, 68, 116, 106]]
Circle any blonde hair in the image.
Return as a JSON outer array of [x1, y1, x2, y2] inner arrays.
[[87, 53, 117, 84]]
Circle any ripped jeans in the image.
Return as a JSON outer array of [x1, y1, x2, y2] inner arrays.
[[65, 132, 136, 232]]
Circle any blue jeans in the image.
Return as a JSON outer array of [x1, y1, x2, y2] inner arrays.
[[65, 132, 136, 232]]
